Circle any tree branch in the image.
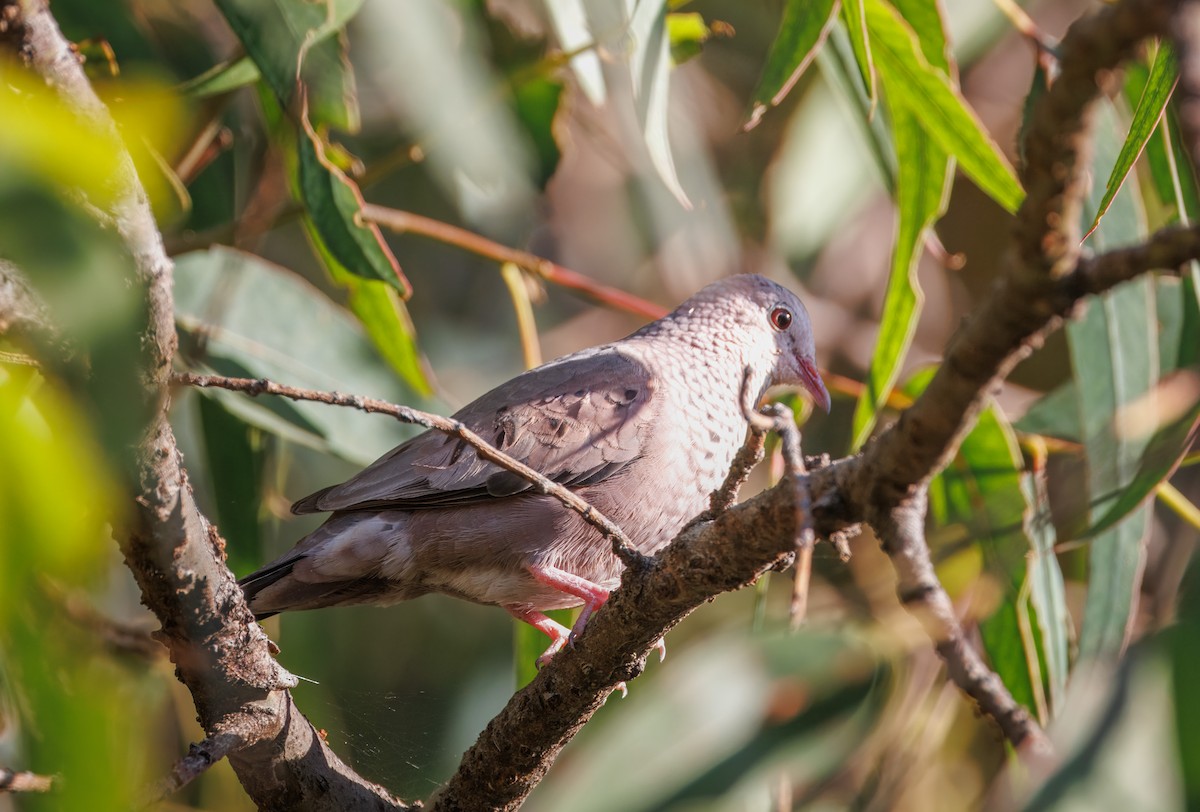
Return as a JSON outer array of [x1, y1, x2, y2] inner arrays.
[[0, 767, 53, 794], [172, 371, 645, 565], [12, 3, 410, 809], [360, 203, 668, 320]]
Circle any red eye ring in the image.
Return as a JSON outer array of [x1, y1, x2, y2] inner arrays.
[[770, 307, 793, 331]]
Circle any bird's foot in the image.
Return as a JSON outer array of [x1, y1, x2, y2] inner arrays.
[[527, 563, 611, 647], [652, 637, 666, 662]]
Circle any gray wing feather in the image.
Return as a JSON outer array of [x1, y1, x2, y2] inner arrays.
[[292, 349, 657, 514]]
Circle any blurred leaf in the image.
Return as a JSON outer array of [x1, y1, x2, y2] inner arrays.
[[0, 184, 150, 473], [303, 218, 432, 395], [545, 0, 606, 106], [513, 609, 575, 688], [510, 76, 564, 189], [850, 98, 951, 449], [0, 374, 155, 812], [198, 395, 266, 575], [744, 0, 839, 130], [1086, 42, 1178, 240], [666, 12, 712, 65], [180, 56, 263, 98], [1145, 107, 1200, 220], [1023, 465, 1070, 714], [1073, 97, 1156, 661], [864, 0, 1024, 213], [630, 0, 690, 207], [211, 0, 363, 131], [528, 631, 881, 812], [913, 366, 1056, 716], [174, 246, 420, 465], [839, 0, 876, 107], [820, 22, 896, 187], [1015, 381, 1081, 442], [296, 104, 412, 296], [1082, 384, 1200, 540]]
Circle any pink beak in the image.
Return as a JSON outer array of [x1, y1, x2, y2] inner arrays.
[[799, 357, 831, 413]]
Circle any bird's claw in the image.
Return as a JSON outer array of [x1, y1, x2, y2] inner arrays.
[[652, 637, 667, 662]]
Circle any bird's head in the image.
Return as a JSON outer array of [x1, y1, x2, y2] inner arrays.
[[676, 274, 831, 413]]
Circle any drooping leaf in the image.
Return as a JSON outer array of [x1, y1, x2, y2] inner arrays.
[[864, 0, 1024, 213], [544, 0, 606, 105], [211, 0, 363, 131], [629, 0, 690, 207], [296, 102, 411, 296], [1086, 41, 1178, 239], [850, 97, 951, 449], [1023, 460, 1070, 714], [744, 0, 840, 130], [173, 246, 421, 465]]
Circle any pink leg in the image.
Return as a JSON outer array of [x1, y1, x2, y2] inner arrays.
[[527, 563, 609, 643], [506, 606, 571, 668]]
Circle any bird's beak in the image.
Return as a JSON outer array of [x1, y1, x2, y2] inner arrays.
[[799, 357, 831, 413]]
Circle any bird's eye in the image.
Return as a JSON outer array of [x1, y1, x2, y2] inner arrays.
[[770, 307, 793, 331]]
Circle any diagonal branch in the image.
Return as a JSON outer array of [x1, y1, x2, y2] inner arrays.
[[172, 371, 645, 565], [12, 2, 410, 809]]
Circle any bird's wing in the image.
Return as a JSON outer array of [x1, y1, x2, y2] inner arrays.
[[291, 349, 659, 513]]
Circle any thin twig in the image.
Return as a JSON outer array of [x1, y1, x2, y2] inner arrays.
[[740, 370, 818, 629], [145, 731, 248, 805], [0, 767, 53, 793], [172, 371, 644, 566], [360, 203, 668, 320]]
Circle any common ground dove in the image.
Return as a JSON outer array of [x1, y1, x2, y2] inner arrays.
[[241, 274, 829, 663]]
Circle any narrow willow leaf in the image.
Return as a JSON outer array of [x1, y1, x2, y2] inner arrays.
[[630, 0, 690, 206], [1022, 457, 1070, 714], [889, 0, 949, 72], [304, 217, 432, 395], [839, 0, 876, 106], [818, 23, 896, 188], [850, 98, 951, 449], [1086, 42, 1178, 239], [296, 103, 411, 296], [744, 0, 840, 130], [864, 0, 1024, 213]]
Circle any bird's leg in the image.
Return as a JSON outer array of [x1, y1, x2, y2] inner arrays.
[[526, 563, 609, 644], [526, 563, 668, 661], [505, 606, 571, 668]]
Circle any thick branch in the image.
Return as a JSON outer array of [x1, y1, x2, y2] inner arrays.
[[431, 483, 801, 812], [14, 3, 408, 809]]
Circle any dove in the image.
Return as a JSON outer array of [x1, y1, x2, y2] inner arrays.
[[240, 274, 829, 664]]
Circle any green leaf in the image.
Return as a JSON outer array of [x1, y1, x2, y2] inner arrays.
[[179, 55, 264, 99], [174, 246, 422, 465], [666, 12, 712, 65], [513, 609, 575, 688], [889, 0, 949, 72], [917, 364, 1055, 716], [545, 0, 606, 106], [850, 99, 951, 449], [744, 0, 839, 130], [1071, 284, 1157, 659], [211, 0, 363, 131], [864, 0, 1024, 213], [1023, 467, 1070, 714], [1086, 42, 1178, 240], [302, 216, 431, 395], [839, 0, 877, 107], [198, 395, 266, 575], [296, 104, 412, 296], [1015, 381, 1081, 442], [0, 377, 153, 811]]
